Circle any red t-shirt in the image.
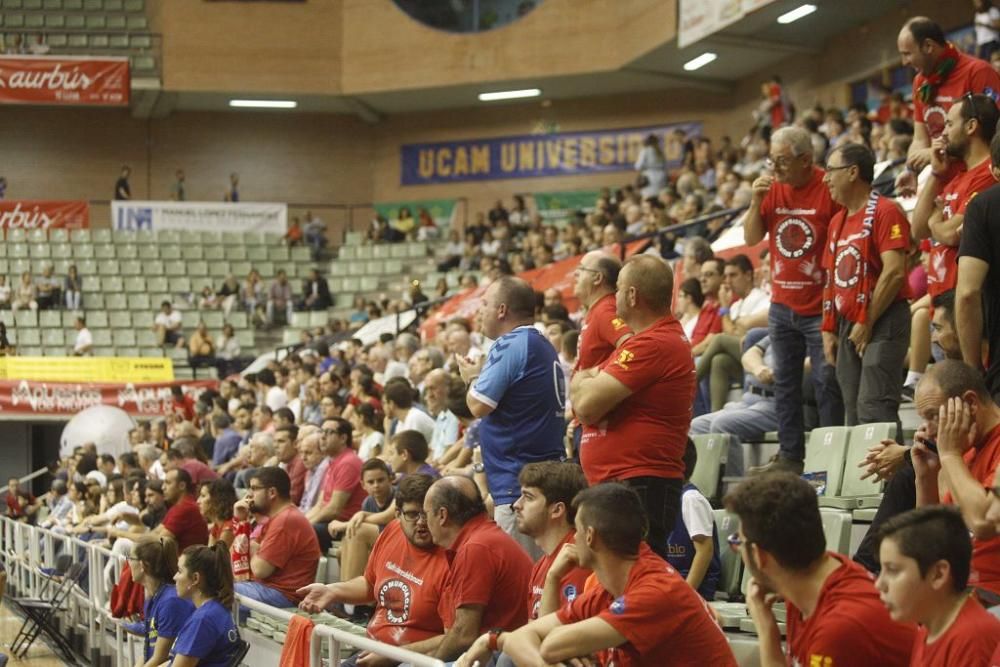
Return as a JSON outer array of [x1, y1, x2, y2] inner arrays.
[[363, 521, 450, 645], [284, 454, 307, 507], [6, 490, 35, 518], [210, 517, 235, 544], [320, 448, 366, 521], [179, 459, 218, 486], [689, 300, 722, 347], [769, 83, 785, 128], [438, 515, 533, 632], [913, 52, 1000, 138], [527, 531, 590, 620], [580, 315, 695, 484], [942, 424, 1000, 596], [786, 552, 916, 666], [575, 293, 632, 372], [822, 194, 910, 330], [928, 159, 997, 298], [912, 594, 1000, 666], [556, 544, 736, 667], [256, 504, 321, 603], [161, 494, 209, 552], [760, 166, 841, 316]]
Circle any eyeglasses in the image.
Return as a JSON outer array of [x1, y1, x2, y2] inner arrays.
[[765, 155, 797, 169], [322, 428, 341, 436], [400, 510, 429, 523], [248, 485, 270, 492], [824, 164, 854, 173]]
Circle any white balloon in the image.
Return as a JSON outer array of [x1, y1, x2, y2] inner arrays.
[[59, 406, 136, 460]]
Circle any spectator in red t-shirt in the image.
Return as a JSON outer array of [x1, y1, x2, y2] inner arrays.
[[690, 258, 724, 357], [112, 469, 209, 553], [422, 475, 532, 662], [466, 483, 735, 667], [572, 250, 633, 372], [274, 425, 306, 507], [822, 142, 910, 427], [725, 473, 915, 666], [306, 417, 366, 552], [234, 466, 320, 607], [166, 440, 218, 488], [299, 474, 450, 661], [5, 476, 39, 523], [876, 506, 1000, 665], [571, 254, 696, 559]]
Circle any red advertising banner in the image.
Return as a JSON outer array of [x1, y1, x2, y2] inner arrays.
[[0, 379, 217, 417], [420, 239, 650, 340], [0, 200, 89, 230], [0, 56, 130, 106]]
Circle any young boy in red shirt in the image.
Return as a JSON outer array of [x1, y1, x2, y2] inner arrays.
[[876, 505, 1000, 666]]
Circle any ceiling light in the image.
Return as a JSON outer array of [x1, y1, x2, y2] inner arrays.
[[683, 53, 717, 72], [478, 89, 542, 102], [777, 4, 817, 24], [229, 99, 298, 109]]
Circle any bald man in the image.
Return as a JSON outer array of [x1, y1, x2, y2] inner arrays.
[[423, 475, 533, 661], [572, 251, 633, 372], [570, 254, 696, 558], [457, 277, 565, 557]]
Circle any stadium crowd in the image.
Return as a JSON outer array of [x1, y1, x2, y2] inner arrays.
[[11, 12, 1000, 667]]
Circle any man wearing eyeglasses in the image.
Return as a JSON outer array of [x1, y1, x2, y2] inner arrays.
[[911, 94, 999, 394], [821, 142, 910, 428], [298, 474, 450, 666], [744, 125, 843, 475], [234, 466, 320, 608], [306, 418, 366, 552]]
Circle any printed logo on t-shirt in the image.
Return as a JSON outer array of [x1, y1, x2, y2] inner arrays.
[[378, 579, 413, 624], [924, 104, 947, 137], [775, 218, 815, 259], [562, 583, 578, 602], [834, 246, 862, 288], [889, 224, 902, 240], [611, 317, 626, 331], [614, 349, 634, 370], [609, 595, 626, 615]]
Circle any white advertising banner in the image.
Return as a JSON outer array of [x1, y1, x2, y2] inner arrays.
[[111, 201, 287, 235], [678, 0, 779, 48]]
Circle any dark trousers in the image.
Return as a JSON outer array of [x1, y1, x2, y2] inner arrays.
[[621, 476, 683, 560], [853, 455, 916, 574], [769, 303, 843, 462]]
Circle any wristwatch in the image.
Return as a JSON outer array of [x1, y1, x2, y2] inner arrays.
[[473, 462, 485, 474], [487, 628, 504, 652]]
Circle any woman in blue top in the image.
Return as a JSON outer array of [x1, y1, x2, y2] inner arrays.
[[169, 543, 239, 667], [128, 540, 194, 667]]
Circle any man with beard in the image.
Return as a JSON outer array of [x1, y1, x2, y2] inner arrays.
[[298, 474, 450, 665], [725, 473, 915, 666], [234, 466, 320, 607]]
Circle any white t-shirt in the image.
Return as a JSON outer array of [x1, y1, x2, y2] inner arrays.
[[74, 327, 93, 354], [154, 310, 182, 329], [681, 486, 715, 539], [358, 431, 384, 460], [265, 385, 288, 411], [400, 408, 436, 444], [106, 500, 140, 531], [729, 287, 770, 323], [976, 8, 1000, 46]]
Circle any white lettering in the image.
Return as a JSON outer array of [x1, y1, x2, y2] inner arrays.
[[385, 561, 424, 587], [0, 203, 54, 229], [2, 64, 94, 91]]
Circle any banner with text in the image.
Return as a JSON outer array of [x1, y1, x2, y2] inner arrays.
[[0, 200, 89, 230], [112, 201, 287, 235], [0, 56, 129, 106], [0, 356, 174, 383], [0, 379, 216, 417], [401, 122, 703, 186], [678, 0, 778, 48]]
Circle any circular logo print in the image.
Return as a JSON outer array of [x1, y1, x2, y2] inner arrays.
[[834, 246, 862, 288], [775, 218, 815, 259], [378, 579, 412, 624]]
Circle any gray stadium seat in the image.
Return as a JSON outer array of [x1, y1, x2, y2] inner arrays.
[[820, 509, 852, 555], [713, 510, 742, 600], [802, 427, 851, 497], [819, 422, 893, 510]]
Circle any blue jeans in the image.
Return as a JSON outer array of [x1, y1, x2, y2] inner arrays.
[[234, 581, 294, 608], [768, 303, 843, 462]]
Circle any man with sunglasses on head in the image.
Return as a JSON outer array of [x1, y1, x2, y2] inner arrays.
[[821, 142, 911, 428], [298, 474, 450, 666], [725, 473, 915, 667], [744, 125, 843, 475], [910, 93, 999, 393]]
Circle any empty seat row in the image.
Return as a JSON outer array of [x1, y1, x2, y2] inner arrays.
[[0, 14, 147, 30], [0, 308, 250, 331], [338, 242, 428, 261], [0, 259, 313, 280], [329, 259, 404, 278], [4, 228, 288, 246], [1, 0, 144, 12], [3, 242, 303, 263]]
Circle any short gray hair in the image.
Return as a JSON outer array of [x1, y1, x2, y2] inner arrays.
[[250, 432, 276, 456], [771, 126, 813, 158], [134, 444, 159, 465]]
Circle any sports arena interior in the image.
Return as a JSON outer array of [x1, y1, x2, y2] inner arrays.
[[0, 0, 996, 665]]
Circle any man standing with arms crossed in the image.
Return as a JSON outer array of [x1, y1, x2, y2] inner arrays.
[[458, 276, 565, 558], [744, 125, 843, 474]]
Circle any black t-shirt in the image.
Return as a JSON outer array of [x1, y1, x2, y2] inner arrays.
[[958, 183, 1000, 395], [114, 177, 130, 200]]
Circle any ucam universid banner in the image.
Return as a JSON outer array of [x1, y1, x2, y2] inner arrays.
[[0, 56, 129, 106], [0, 200, 89, 229], [400, 121, 702, 186], [111, 201, 288, 235]]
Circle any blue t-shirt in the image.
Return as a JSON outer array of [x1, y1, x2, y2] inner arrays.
[[665, 483, 721, 600], [470, 326, 565, 504], [169, 598, 239, 667], [144, 584, 194, 661], [212, 429, 243, 467]]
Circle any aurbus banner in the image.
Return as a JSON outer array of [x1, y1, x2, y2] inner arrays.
[[0, 200, 89, 229], [0, 56, 130, 106]]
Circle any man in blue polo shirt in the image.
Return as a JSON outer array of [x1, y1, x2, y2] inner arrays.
[[458, 276, 565, 559]]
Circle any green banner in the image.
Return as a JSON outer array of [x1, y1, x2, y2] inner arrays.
[[374, 199, 456, 227], [532, 190, 600, 220]]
